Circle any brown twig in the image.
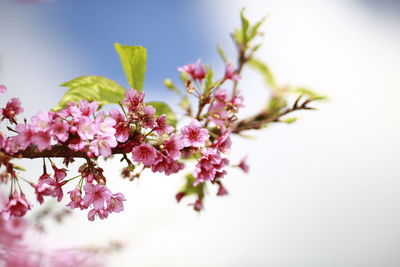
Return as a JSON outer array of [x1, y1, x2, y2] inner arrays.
[[232, 96, 317, 133]]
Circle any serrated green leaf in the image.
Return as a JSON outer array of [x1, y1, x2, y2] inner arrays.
[[146, 101, 177, 127], [248, 58, 278, 89], [114, 43, 147, 91], [53, 76, 126, 111]]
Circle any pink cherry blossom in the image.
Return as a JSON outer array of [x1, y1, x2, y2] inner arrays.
[[207, 100, 228, 126], [217, 183, 229, 196], [191, 198, 203, 212], [68, 137, 86, 151], [132, 143, 159, 166], [66, 188, 83, 209], [150, 154, 169, 174], [58, 102, 77, 118], [214, 88, 228, 102], [89, 134, 117, 157], [78, 100, 98, 116], [31, 181, 53, 204], [164, 160, 184, 175], [181, 119, 209, 147], [1, 193, 31, 219], [212, 131, 232, 153], [178, 59, 206, 81], [163, 135, 184, 160], [207, 88, 230, 126], [31, 110, 52, 131], [31, 130, 51, 151], [154, 115, 174, 135], [140, 105, 156, 129], [51, 164, 67, 182], [175, 192, 185, 202], [193, 149, 228, 185], [151, 155, 184, 176], [77, 116, 97, 140], [124, 89, 145, 112], [37, 176, 64, 202], [230, 91, 244, 108], [15, 124, 34, 150], [81, 183, 112, 210], [1, 98, 23, 123], [106, 193, 126, 213], [109, 108, 129, 142], [50, 117, 69, 142], [4, 136, 21, 154], [238, 156, 249, 173], [88, 208, 109, 221], [95, 112, 116, 137], [224, 62, 241, 81]]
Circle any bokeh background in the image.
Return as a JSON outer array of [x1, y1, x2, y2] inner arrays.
[[1, 0, 400, 266]]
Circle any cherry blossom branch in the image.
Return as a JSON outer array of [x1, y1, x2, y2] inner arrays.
[[232, 95, 319, 133], [0, 10, 324, 223], [14, 144, 127, 159]]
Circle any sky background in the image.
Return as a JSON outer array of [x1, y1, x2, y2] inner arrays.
[[1, 0, 400, 266]]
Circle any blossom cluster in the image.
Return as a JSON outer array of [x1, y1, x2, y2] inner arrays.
[[0, 78, 249, 221], [172, 61, 247, 208]]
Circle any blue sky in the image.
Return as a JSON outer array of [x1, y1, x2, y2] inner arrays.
[[0, 0, 222, 99]]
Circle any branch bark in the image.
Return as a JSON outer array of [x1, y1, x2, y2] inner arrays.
[[11, 145, 126, 159]]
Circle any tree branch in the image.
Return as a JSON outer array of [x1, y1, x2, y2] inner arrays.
[[232, 96, 317, 133], [10, 145, 127, 159]]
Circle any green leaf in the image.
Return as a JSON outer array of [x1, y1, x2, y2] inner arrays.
[[233, 29, 243, 44], [248, 16, 267, 40], [217, 45, 228, 63], [53, 76, 126, 111], [180, 71, 189, 84], [212, 78, 223, 89], [294, 87, 327, 100], [283, 117, 298, 124], [179, 174, 204, 197], [248, 58, 278, 89], [114, 43, 147, 91], [146, 101, 177, 127], [205, 66, 214, 91], [163, 78, 180, 93], [240, 8, 250, 44], [268, 96, 287, 111]]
